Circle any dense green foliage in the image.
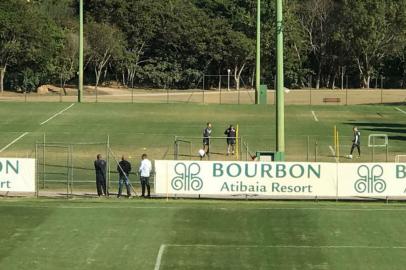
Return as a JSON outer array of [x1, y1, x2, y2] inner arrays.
[[1, 0, 406, 91]]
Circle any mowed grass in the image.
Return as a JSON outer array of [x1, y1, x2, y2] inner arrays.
[[0, 102, 405, 192], [1, 199, 406, 270]]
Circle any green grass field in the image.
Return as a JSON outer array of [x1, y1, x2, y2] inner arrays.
[[1, 103, 406, 269], [0, 102, 405, 194], [1, 199, 406, 270]]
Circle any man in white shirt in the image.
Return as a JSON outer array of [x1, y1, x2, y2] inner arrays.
[[139, 154, 152, 197]]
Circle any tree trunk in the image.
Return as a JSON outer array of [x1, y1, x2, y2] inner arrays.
[[316, 69, 321, 90], [362, 75, 371, 89], [331, 73, 337, 89], [95, 68, 101, 93], [122, 71, 126, 87], [234, 63, 246, 91], [0, 66, 6, 93], [340, 66, 345, 90]]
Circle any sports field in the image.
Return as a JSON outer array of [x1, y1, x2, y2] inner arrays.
[[0, 102, 405, 194], [1, 199, 406, 270]]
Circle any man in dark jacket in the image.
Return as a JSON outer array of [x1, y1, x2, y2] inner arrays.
[[117, 155, 132, 198], [224, 125, 236, 155], [202, 122, 212, 155], [94, 154, 107, 197]]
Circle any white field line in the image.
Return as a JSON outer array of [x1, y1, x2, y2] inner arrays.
[[154, 244, 166, 270], [329, 145, 338, 162], [395, 107, 406, 115], [166, 243, 406, 250], [0, 132, 29, 153], [2, 204, 406, 212], [40, 103, 75, 125], [311, 110, 319, 122]]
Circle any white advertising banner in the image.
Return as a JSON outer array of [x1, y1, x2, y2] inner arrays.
[[338, 163, 406, 197], [0, 158, 36, 192], [155, 160, 406, 198], [155, 161, 338, 197]]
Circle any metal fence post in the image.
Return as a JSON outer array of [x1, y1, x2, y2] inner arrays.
[[43, 133, 46, 189], [202, 75, 205, 104], [35, 143, 39, 198], [70, 145, 74, 197], [307, 136, 310, 162], [106, 136, 110, 196], [66, 146, 69, 199]]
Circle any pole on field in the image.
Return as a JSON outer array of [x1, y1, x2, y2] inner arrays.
[[106, 135, 110, 197], [255, 0, 261, 104], [78, 0, 84, 103], [276, 0, 285, 159]]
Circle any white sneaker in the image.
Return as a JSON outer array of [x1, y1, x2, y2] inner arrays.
[[348, 155, 353, 159]]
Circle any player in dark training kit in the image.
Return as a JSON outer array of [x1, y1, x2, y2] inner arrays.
[[224, 125, 236, 155], [94, 154, 107, 197], [202, 122, 212, 155], [349, 127, 361, 159]]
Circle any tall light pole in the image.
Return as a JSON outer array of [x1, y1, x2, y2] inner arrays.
[[276, 0, 285, 158], [78, 0, 84, 103], [256, 0, 261, 104]]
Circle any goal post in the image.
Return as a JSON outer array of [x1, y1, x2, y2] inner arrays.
[[368, 134, 389, 162]]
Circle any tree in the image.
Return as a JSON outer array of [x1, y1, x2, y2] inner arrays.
[[55, 32, 78, 94], [339, 0, 406, 88], [85, 22, 125, 92], [224, 31, 255, 90], [297, 0, 335, 89], [0, 1, 24, 93]]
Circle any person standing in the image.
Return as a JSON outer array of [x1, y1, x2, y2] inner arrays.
[[117, 155, 132, 198], [203, 122, 212, 155], [349, 127, 361, 159], [94, 154, 107, 197], [139, 154, 152, 197], [224, 125, 236, 155]]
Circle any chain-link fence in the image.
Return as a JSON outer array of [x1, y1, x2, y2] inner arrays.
[[1, 73, 406, 105]]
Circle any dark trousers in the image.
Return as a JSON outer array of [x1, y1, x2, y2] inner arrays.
[[118, 175, 131, 197], [350, 143, 361, 156], [140, 176, 150, 197], [96, 176, 107, 196]]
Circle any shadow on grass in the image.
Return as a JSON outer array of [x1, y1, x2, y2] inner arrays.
[[0, 204, 53, 262], [343, 122, 406, 142]]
